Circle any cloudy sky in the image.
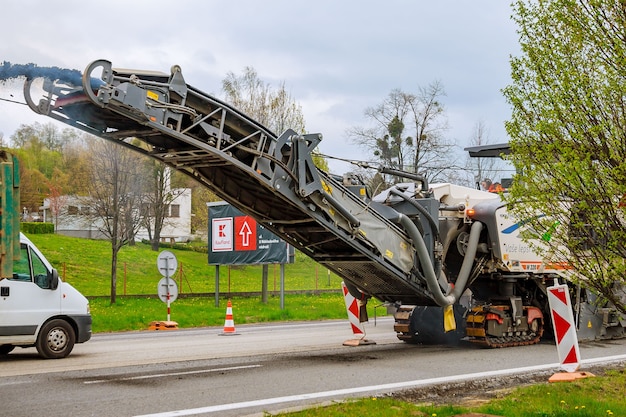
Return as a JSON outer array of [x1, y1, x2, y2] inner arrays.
[[0, 0, 519, 174]]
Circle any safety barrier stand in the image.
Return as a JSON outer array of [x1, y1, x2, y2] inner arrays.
[[148, 320, 179, 331], [547, 280, 594, 382], [341, 281, 375, 346]]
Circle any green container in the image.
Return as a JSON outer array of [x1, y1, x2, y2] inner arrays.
[[0, 150, 20, 279]]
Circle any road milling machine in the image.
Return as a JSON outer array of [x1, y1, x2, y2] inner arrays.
[[19, 59, 626, 347]]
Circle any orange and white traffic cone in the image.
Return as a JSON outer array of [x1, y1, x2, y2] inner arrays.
[[219, 300, 239, 336]]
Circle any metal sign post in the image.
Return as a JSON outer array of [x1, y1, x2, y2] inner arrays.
[[157, 250, 178, 322]]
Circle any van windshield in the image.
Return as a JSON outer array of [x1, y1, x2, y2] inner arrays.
[[11, 244, 52, 289], [11, 244, 32, 282]]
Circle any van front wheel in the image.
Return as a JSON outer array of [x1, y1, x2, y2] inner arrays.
[[36, 319, 75, 359]]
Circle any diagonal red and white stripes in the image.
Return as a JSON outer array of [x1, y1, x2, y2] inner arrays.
[[342, 282, 365, 337], [547, 283, 581, 372]]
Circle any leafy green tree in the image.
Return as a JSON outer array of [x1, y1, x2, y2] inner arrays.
[[17, 166, 47, 216], [503, 0, 626, 313], [9, 123, 69, 214], [60, 134, 92, 195]]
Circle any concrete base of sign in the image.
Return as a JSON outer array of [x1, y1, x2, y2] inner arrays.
[[548, 371, 595, 383], [148, 320, 179, 330], [343, 338, 376, 347]]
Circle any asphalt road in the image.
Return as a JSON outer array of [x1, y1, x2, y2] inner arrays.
[[1, 318, 625, 417]]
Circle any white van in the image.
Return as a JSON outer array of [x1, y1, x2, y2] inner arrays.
[[0, 233, 91, 359]]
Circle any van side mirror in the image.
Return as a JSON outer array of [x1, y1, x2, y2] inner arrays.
[[49, 268, 59, 290]]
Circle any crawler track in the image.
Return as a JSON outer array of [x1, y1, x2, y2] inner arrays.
[[466, 305, 543, 348]]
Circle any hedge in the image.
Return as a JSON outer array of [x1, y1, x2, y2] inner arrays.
[[20, 222, 54, 234]]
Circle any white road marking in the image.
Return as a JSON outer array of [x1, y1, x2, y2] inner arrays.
[[0, 380, 29, 387], [84, 364, 262, 384], [134, 354, 626, 417]]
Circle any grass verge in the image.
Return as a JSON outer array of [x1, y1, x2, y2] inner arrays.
[[89, 292, 390, 333], [23, 233, 387, 333], [275, 368, 626, 416], [28, 233, 344, 296]]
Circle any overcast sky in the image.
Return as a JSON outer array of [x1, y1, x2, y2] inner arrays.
[[0, 1, 519, 174]]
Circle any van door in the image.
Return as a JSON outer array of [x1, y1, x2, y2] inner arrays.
[[0, 242, 60, 345]]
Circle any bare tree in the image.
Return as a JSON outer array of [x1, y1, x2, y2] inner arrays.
[[349, 82, 455, 185], [221, 67, 310, 303], [45, 178, 68, 230], [222, 66, 333, 175], [222, 66, 306, 135], [140, 162, 187, 250], [87, 138, 146, 303], [464, 121, 509, 188], [10, 122, 69, 153]]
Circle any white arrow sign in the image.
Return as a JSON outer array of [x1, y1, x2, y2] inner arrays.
[[239, 220, 252, 247]]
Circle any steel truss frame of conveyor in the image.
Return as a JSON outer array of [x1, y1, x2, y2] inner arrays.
[[23, 59, 437, 305]]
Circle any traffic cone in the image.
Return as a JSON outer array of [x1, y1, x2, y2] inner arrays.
[[219, 300, 239, 335]]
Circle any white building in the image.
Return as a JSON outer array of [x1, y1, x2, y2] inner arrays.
[[42, 188, 192, 243]]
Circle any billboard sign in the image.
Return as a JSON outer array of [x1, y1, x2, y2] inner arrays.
[[208, 202, 293, 265]]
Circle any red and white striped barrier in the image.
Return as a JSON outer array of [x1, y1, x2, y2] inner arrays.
[[341, 282, 375, 346], [547, 282, 581, 372]]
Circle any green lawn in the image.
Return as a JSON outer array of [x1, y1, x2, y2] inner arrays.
[[26, 233, 385, 333], [88, 292, 367, 333], [28, 233, 343, 296]]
